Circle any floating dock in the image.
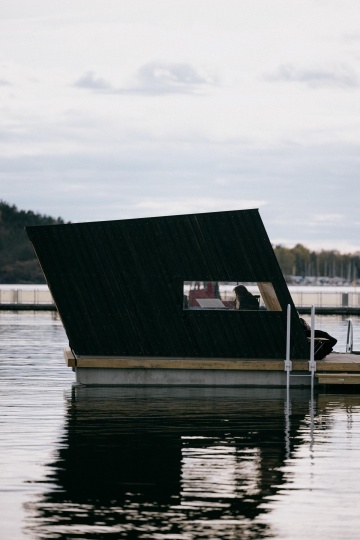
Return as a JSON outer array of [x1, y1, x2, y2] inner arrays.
[[64, 349, 360, 387], [25, 209, 360, 388]]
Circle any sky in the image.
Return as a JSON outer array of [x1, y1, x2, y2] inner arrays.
[[1, 0, 360, 253]]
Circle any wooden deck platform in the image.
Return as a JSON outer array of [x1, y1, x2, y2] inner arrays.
[[316, 373, 360, 385], [65, 349, 360, 371], [64, 349, 360, 387]]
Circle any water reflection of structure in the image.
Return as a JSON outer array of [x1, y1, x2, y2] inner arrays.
[[26, 387, 316, 539]]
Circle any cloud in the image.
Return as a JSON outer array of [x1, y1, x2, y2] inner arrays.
[[342, 32, 360, 43], [134, 62, 216, 94], [264, 63, 358, 88], [313, 213, 343, 223], [134, 197, 267, 216], [74, 62, 217, 95], [74, 71, 112, 90], [2, 139, 360, 252]]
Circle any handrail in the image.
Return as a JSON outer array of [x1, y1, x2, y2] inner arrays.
[[285, 304, 292, 390], [309, 305, 316, 390], [346, 319, 353, 353]]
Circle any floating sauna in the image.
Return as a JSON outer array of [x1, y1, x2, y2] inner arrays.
[[26, 209, 360, 387]]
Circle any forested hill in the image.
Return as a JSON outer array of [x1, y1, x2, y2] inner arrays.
[[0, 201, 65, 283]]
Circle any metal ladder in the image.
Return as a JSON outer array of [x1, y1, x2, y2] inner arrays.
[[285, 304, 316, 391]]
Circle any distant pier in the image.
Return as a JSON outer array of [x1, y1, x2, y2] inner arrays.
[[0, 286, 359, 315], [0, 288, 56, 311], [0, 303, 56, 311], [291, 288, 360, 315], [297, 306, 360, 315], [0, 285, 360, 316]]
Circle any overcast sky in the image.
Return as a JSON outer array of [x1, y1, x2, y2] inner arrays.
[[1, 0, 360, 252]]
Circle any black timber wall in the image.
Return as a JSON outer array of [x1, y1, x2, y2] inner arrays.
[[26, 209, 309, 359]]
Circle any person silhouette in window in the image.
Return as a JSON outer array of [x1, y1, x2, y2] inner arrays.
[[234, 285, 259, 310]]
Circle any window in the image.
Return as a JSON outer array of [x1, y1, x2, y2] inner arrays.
[[183, 282, 282, 311]]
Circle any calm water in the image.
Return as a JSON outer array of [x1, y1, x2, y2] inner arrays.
[[1, 312, 360, 539]]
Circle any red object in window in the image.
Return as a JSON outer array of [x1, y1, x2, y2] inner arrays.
[[188, 282, 219, 307]]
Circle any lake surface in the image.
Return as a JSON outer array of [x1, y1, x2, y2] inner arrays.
[[1, 311, 360, 539]]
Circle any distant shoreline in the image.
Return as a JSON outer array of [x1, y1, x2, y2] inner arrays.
[[2, 283, 358, 292]]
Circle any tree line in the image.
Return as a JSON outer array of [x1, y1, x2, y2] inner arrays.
[[273, 243, 360, 283]]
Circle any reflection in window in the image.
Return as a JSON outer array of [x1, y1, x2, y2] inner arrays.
[[183, 281, 282, 311]]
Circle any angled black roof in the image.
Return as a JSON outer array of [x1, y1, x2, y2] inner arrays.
[[26, 209, 309, 359]]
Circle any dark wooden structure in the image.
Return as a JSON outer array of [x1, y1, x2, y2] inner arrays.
[[26, 209, 309, 360]]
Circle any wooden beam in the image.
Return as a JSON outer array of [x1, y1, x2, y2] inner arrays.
[[316, 373, 360, 385], [64, 347, 76, 367], [72, 357, 360, 372], [257, 282, 282, 311], [74, 357, 286, 370], [64, 348, 360, 373]]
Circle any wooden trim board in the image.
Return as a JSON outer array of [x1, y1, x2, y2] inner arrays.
[[64, 349, 360, 373], [316, 373, 360, 385]]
